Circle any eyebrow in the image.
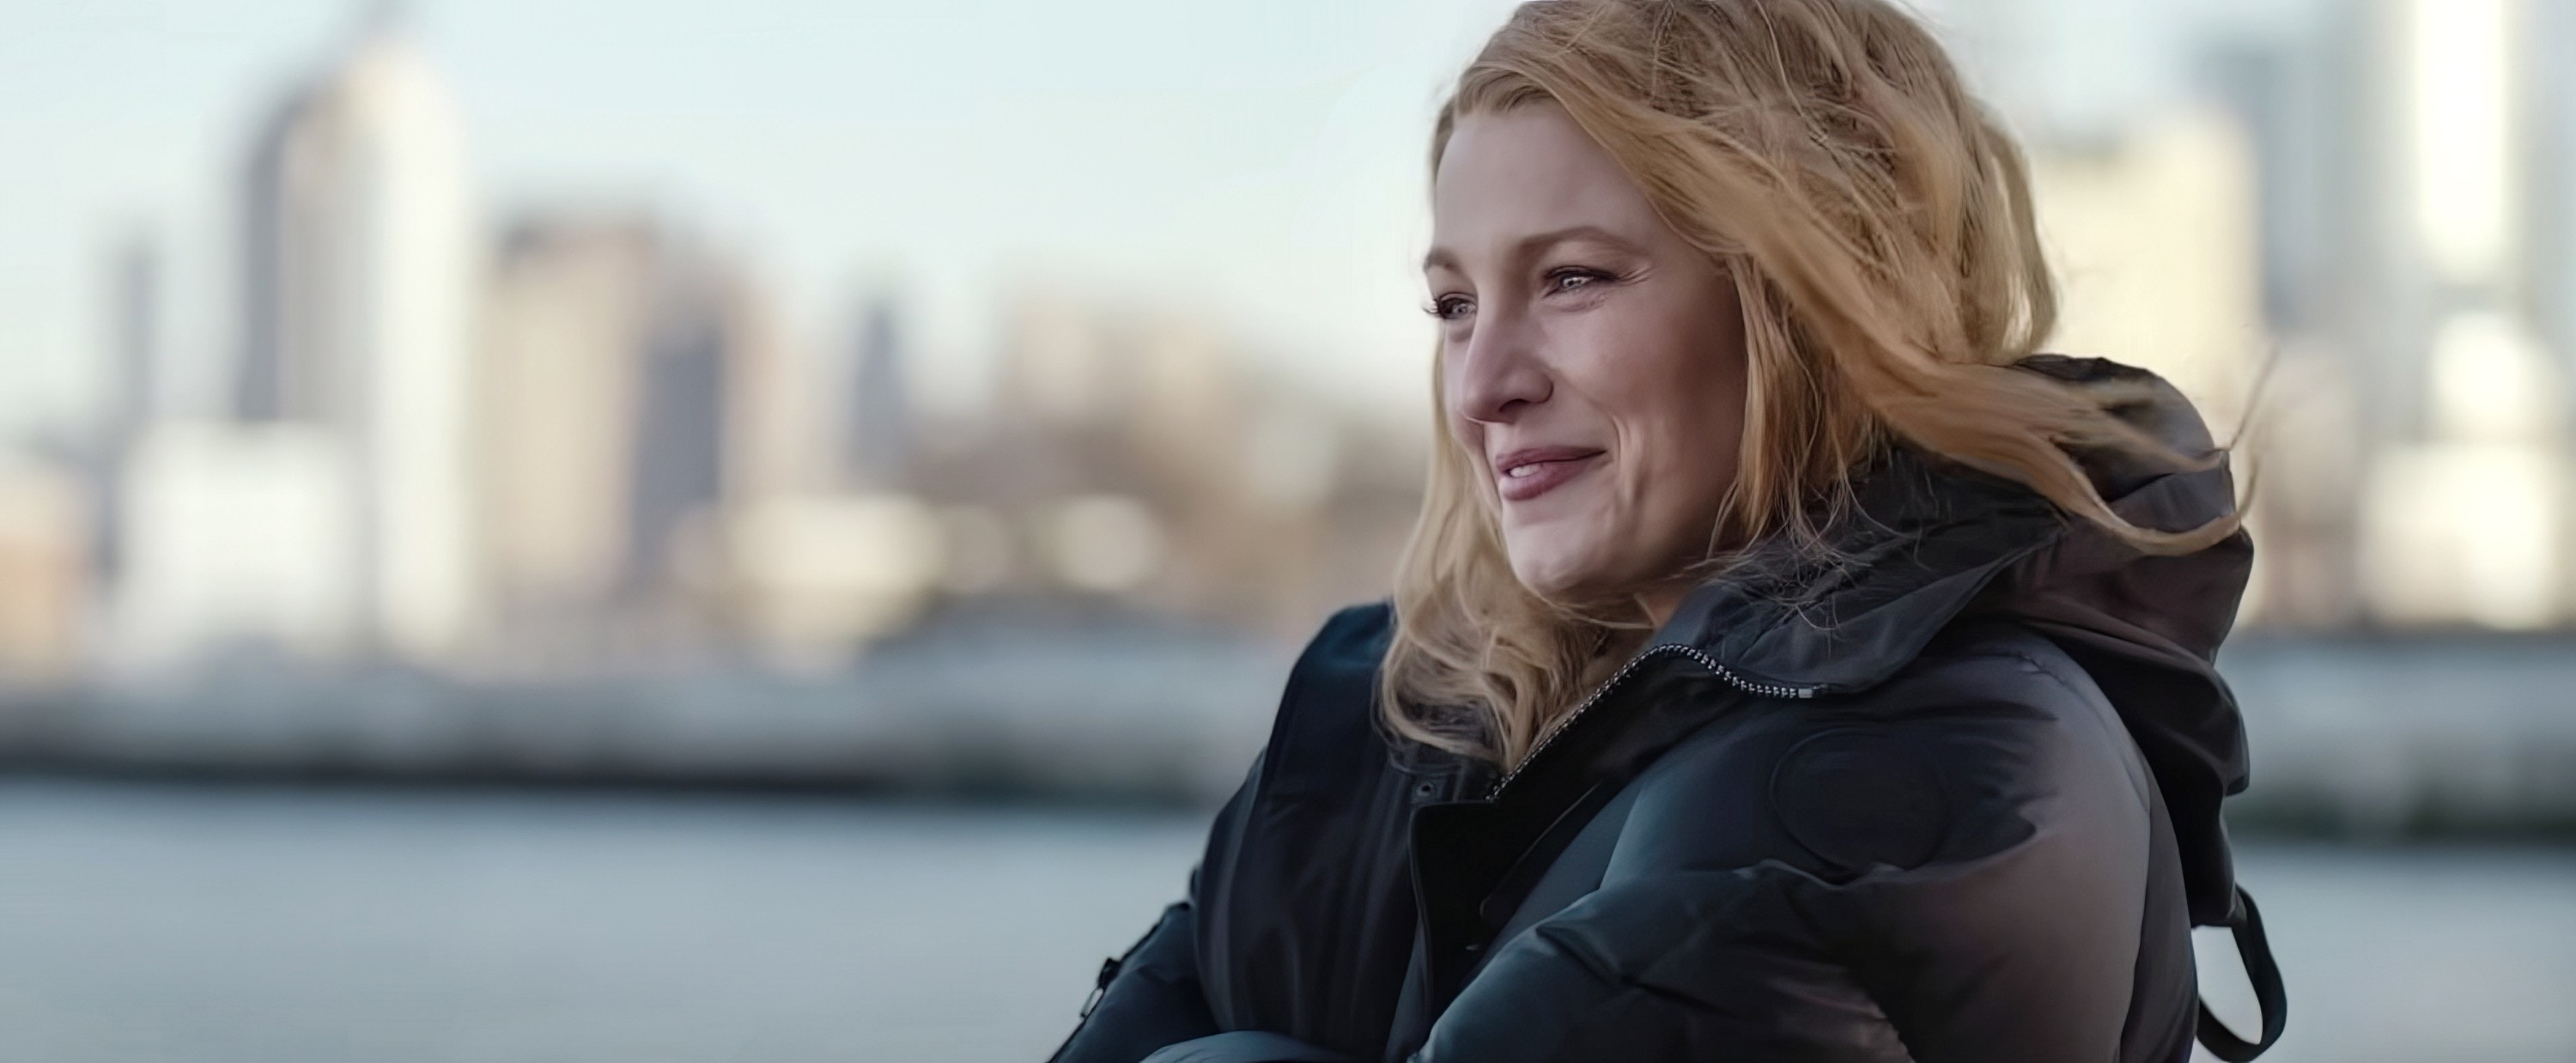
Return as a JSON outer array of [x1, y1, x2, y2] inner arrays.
[[1421, 224, 1640, 272]]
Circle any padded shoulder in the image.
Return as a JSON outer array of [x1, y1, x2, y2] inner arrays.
[[1257, 600, 1400, 799], [1850, 618, 2119, 723], [1621, 619, 2154, 882], [1302, 599, 1397, 669]]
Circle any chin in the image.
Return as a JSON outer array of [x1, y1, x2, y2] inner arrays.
[[1504, 546, 1610, 604]]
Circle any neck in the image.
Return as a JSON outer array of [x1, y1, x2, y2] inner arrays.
[[1637, 584, 1689, 631]]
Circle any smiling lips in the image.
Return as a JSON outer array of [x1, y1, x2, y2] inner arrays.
[[1493, 446, 1606, 502]]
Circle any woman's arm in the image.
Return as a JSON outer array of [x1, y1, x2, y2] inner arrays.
[[1413, 667, 2164, 1062], [1048, 884, 1221, 1063], [1408, 835, 2145, 1062], [1049, 748, 1269, 1062]]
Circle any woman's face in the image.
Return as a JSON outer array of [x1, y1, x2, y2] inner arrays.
[[1425, 101, 1750, 617]]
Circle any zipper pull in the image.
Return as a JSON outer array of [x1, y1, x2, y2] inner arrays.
[[1078, 955, 1121, 1018]]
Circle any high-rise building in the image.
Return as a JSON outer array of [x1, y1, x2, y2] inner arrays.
[[477, 220, 659, 622], [2351, 0, 2572, 628], [477, 216, 799, 657], [107, 236, 160, 444], [2531, 0, 2576, 443], [2196, 32, 2337, 337], [841, 291, 914, 490], [0, 452, 89, 682], [2339, 0, 2576, 630], [113, 422, 360, 668], [2029, 105, 2265, 441], [2187, 30, 2379, 628], [233, 19, 480, 659], [91, 233, 160, 591], [625, 252, 737, 600]]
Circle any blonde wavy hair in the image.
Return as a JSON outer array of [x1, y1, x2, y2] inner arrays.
[[1380, 0, 2239, 769]]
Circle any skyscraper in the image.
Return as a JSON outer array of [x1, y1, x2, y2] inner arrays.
[[477, 219, 659, 622], [477, 215, 798, 657], [2353, 0, 2572, 628], [234, 18, 481, 660], [842, 291, 914, 490], [93, 233, 160, 590]]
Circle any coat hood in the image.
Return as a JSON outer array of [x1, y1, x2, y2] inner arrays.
[[1645, 353, 2256, 926]]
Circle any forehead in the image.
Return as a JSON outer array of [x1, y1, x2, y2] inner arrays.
[[1430, 102, 1660, 259]]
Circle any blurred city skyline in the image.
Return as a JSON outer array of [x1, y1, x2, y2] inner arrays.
[[2, 0, 1546, 436], [3, 0, 2330, 436], [9, 11, 2576, 1057], [8, 0, 2576, 692]]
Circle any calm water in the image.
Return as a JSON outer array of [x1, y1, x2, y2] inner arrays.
[[2, 778, 2571, 1063]]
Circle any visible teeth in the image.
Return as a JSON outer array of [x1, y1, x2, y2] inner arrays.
[[1507, 465, 1537, 478]]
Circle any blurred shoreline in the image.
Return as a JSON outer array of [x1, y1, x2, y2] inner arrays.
[[6, 622, 2574, 842], [2, 764, 2571, 850], [0, 598, 1292, 807]]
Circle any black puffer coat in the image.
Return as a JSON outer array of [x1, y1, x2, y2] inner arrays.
[[1050, 355, 2284, 1063]]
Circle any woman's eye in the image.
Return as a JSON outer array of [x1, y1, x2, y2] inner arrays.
[[1424, 295, 1473, 320], [1547, 269, 1611, 295]]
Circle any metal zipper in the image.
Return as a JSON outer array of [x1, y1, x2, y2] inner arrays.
[[1482, 643, 1820, 800]]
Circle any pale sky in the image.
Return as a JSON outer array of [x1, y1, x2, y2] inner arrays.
[[0, 0, 2275, 440]]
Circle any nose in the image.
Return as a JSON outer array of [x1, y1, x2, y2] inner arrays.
[[1448, 307, 1551, 425]]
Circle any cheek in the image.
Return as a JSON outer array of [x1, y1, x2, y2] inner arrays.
[[1594, 305, 1747, 529], [1442, 414, 1498, 512], [1443, 408, 1486, 465], [1589, 321, 1735, 456], [1437, 352, 1479, 445]]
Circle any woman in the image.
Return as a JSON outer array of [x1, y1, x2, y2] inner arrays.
[[1053, 1, 2283, 1060]]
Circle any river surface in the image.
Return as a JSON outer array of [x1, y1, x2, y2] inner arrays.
[[2, 777, 2571, 1062]]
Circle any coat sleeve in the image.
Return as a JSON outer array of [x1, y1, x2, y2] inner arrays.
[[1047, 882, 1222, 1063], [1048, 755, 1267, 1063], [1411, 680, 2157, 1063], [1136, 1031, 1357, 1063], [1054, 740, 1297, 1062]]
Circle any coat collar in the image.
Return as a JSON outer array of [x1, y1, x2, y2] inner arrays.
[[1644, 442, 2069, 695]]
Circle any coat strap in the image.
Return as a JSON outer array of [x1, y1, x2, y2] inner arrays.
[[2195, 885, 2287, 1061]]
